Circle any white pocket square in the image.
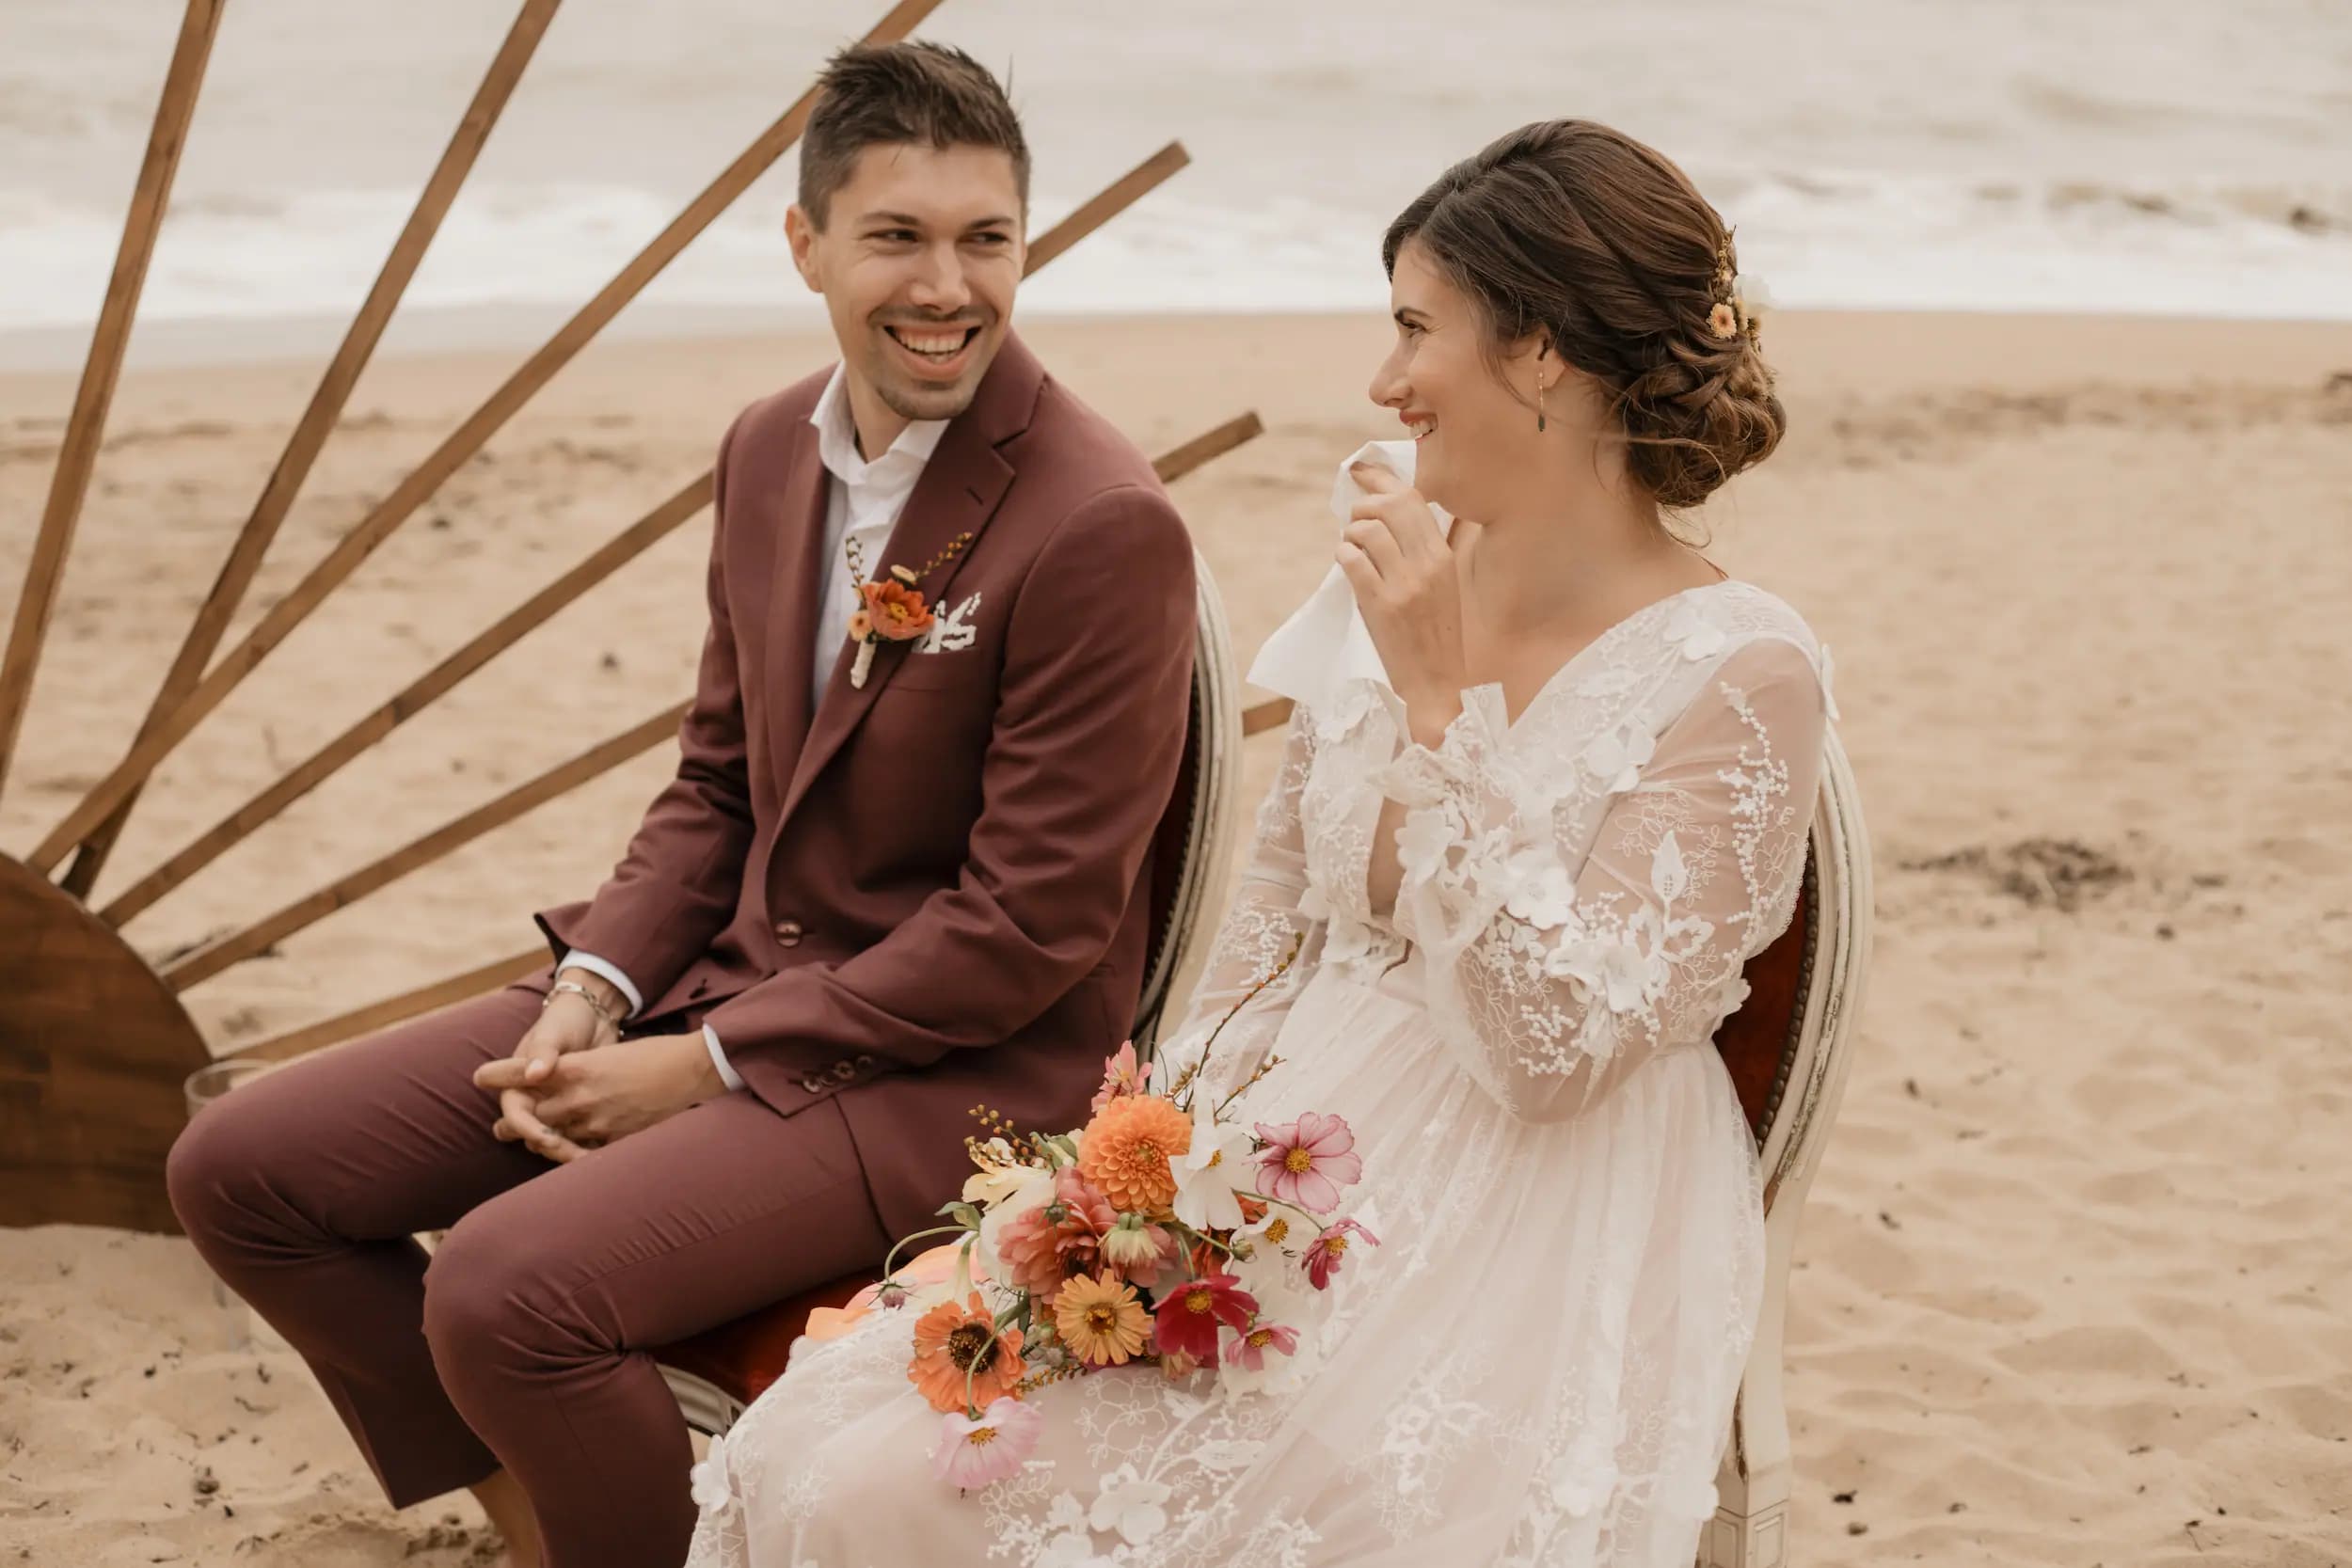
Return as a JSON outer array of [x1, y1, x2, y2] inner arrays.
[[917, 591, 981, 655]]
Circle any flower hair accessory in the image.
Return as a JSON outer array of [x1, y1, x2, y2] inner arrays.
[[844, 531, 974, 688], [1708, 229, 1766, 347]]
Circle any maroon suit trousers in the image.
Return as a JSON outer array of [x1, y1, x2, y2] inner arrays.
[[166, 987, 893, 1567]]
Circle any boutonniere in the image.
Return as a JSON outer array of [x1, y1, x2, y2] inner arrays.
[[846, 530, 975, 689]]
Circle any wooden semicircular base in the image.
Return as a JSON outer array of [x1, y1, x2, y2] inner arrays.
[[0, 852, 208, 1232]]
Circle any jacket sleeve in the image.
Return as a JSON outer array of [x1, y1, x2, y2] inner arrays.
[[534, 410, 758, 999], [702, 483, 1197, 1113]]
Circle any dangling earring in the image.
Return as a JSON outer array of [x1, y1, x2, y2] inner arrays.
[[1536, 370, 1548, 433]]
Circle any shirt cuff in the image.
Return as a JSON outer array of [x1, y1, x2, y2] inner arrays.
[[556, 951, 644, 1018], [703, 1024, 745, 1092]]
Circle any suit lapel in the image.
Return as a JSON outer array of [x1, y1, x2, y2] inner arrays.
[[775, 335, 1043, 832], [762, 420, 830, 805]]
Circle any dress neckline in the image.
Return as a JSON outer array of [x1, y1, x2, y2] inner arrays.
[[1493, 578, 1741, 732]]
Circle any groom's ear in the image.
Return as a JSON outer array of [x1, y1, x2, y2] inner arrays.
[[784, 204, 824, 293]]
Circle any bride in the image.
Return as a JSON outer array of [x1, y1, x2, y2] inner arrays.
[[686, 118, 1833, 1568]]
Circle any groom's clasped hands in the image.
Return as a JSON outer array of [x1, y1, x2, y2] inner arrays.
[[471, 982, 724, 1163]]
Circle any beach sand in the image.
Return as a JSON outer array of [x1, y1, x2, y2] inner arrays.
[[3, 309, 2350, 1564]]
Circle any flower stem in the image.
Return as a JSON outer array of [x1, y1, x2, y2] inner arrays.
[[1181, 933, 1303, 1113], [880, 1224, 970, 1284]]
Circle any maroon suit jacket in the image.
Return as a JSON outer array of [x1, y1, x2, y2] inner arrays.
[[532, 335, 1197, 1236]]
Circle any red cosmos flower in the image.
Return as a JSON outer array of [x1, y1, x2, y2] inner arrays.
[[1303, 1217, 1379, 1291], [1151, 1273, 1258, 1363]]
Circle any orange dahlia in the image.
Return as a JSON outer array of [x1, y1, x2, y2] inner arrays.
[[1079, 1095, 1192, 1215], [907, 1292, 1025, 1415], [1053, 1273, 1152, 1367]]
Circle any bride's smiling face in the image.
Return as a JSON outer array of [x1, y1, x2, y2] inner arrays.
[[1369, 240, 1581, 523]]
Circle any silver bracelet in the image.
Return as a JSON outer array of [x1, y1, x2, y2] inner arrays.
[[545, 977, 624, 1029]]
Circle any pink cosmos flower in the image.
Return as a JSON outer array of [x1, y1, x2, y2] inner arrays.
[[930, 1397, 1042, 1491], [1304, 1217, 1379, 1291], [1223, 1321, 1300, 1371], [1253, 1112, 1363, 1213], [1090, 1040, 1151, 1112], [1151, 1273, 1258, 1362]]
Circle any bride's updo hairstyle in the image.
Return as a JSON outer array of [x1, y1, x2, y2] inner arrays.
[[1382, 119, 1784, 509]]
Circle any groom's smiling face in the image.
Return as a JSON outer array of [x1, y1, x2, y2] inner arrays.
[[788, 142, 1026, 438]]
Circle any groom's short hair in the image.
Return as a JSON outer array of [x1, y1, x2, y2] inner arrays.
[[800, 41, 1031, 230]]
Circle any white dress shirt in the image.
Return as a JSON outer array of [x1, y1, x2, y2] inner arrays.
[[563, 367, 949, 1091]]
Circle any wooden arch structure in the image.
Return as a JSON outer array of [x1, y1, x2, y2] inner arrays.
[[0, 0, 1279, 1233]]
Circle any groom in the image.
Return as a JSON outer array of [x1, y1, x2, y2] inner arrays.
[[167, 41, 1197, 1568]]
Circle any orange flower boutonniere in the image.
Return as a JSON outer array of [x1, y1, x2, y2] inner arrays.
[[845, 536, 973, 689]]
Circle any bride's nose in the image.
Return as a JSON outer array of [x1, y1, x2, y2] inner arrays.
[[1368, 351, 1409, 411]]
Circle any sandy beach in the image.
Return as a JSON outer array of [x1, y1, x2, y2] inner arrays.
[[4, 306, 2351, 1565]]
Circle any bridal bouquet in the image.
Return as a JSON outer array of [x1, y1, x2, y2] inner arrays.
[[877, 964, 1377, 1489]]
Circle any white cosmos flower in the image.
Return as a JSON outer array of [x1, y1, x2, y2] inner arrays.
[[1172, 1093, 1253, 1232], [961, 1138, 1037, 1208], [970, 1164, 1056, 1281]]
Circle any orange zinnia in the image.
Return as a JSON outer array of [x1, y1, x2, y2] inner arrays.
[[859, 579, 934, 641], [907, 1292, 1025, 1415], [1053, 1273, 1152, 1367], [1079, 1095, 1192, 1215]]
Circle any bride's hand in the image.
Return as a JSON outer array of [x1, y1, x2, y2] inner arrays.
[[1339, 460, 1470, 745]]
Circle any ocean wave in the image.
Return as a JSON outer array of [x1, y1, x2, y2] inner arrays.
[[4, 169, 2349, 338]]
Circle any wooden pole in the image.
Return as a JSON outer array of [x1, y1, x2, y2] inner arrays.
[[222, 948, 550, 1065], [0, 0, 224, 803], [99, 476, 711, 926], [161, 703, 688, 990], [1243, 697, 1292, 737], [1151, 411, 1260, 485], [26, 0, 949, 876], [58, 0, 564, 899], [1025, 143, 1189, 275]]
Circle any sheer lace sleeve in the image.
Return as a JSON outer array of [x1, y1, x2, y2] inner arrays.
[[1378, 637, 1828, 1123], [1151, 705, 1327, 1101]]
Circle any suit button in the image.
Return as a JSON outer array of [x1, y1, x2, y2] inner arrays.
[[800, 1075, 827, 1095], [854, 1053, 876, 1070], [774, 919, 803, 947], [830, 1059, 857, 1082]]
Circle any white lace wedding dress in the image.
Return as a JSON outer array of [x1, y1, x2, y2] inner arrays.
[[685, 448, 1835, 1568]]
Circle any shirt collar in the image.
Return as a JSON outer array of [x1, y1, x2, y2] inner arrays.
[[808, 363, 949, 488]]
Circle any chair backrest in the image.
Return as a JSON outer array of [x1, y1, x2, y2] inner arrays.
[[1713, 732, 1872, 1212], [1130, 548, 1245, 1050]]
